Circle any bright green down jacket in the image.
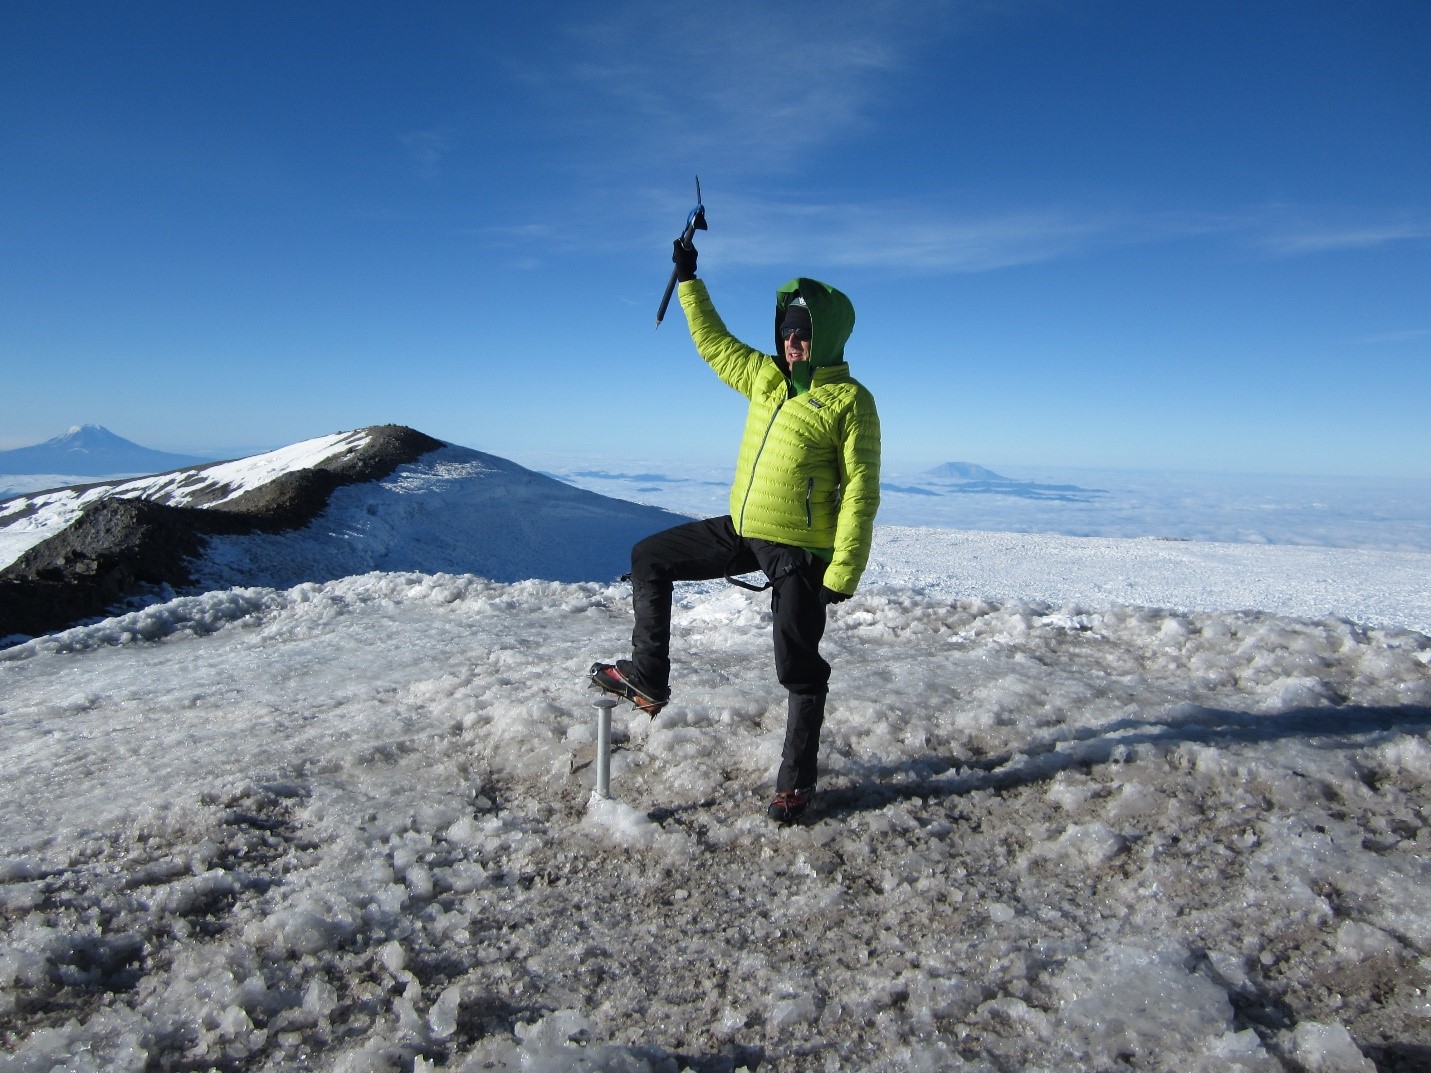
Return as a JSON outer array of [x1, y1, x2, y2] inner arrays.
[[678, 277, 881, 596]]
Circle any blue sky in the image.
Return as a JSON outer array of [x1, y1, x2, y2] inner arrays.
[[3, 1, 1428, 477]]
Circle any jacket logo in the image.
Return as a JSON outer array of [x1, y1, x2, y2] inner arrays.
[[806, 398, 824, 409]]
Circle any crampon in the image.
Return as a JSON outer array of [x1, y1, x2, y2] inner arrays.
[[588, 661, 667, 717]]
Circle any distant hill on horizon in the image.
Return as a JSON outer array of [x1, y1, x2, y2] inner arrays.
[[925, 461, 1012, 482], [912, 460, 1106, 504], [0, 425, 212, 477]]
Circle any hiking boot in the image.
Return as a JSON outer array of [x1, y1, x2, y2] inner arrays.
[[588, 661, 668, 717], [767, 786, 815, 824]]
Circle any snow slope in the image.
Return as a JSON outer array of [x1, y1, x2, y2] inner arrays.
[[191, 445, 691, 591]]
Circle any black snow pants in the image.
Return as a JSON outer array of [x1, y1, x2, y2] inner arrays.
[[628, 515, 830, 793]]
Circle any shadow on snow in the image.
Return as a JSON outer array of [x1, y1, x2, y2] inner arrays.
[[821, 702, 1431, 816]]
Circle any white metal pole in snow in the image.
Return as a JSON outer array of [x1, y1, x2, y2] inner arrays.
[[593, 697, 616, 799]]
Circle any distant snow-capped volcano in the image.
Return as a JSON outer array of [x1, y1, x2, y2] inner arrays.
[[0, 424, 211, 477]]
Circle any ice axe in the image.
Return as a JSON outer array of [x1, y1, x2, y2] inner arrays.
[[655, 176, 706, 328]]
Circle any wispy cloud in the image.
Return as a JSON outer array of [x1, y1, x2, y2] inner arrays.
[[514, 0, 960, 175], [1254, 219, 1431, 256], [639, 196, 1431, 274], [481, 182, 1431, 279], [703, 196, 1123, 272]]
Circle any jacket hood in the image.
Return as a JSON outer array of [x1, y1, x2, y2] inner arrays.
[[776, 278, 855, 394]]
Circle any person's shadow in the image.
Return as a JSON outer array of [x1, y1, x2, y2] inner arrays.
[[817, 702, 1431, 817]]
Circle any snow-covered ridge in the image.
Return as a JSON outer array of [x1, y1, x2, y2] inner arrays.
[[0, 426, 689, 644], [0, 429, 372, 570], [188, 444, 690, 592]]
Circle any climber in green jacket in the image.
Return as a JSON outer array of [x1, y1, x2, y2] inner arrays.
[[591, 237, 882, 824]]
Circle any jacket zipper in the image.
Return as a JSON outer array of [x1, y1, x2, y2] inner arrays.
[[805, 478, 814, 526], [737, 400, 785, 533]]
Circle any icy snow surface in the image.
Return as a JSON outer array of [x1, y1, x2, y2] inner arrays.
[[864, 527, 1431, 637], [3, 539, 1429, 1070]]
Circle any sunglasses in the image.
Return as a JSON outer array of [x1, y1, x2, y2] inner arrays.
[[780, 325, 812, 342]]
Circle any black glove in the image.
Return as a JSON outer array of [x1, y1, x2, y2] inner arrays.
[[821, 587, 851, 605], [672, 238, 698, 281]]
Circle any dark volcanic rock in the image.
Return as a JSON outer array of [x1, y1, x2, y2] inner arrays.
[[216, 425, 444, 530], [0, 498, 206, 640], [0, 425, 446, 642]]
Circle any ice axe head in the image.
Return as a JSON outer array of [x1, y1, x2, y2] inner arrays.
[[681, 204, 707, 247], [680, 175, 706, 246]]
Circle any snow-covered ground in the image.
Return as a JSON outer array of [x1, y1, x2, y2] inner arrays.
[[2, 555, 1428, 1069], [1, 439, 1429, 1071], [864, 527, 1431, 637]]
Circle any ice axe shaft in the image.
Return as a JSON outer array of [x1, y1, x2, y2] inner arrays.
[[655, 176, 706, 328]]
